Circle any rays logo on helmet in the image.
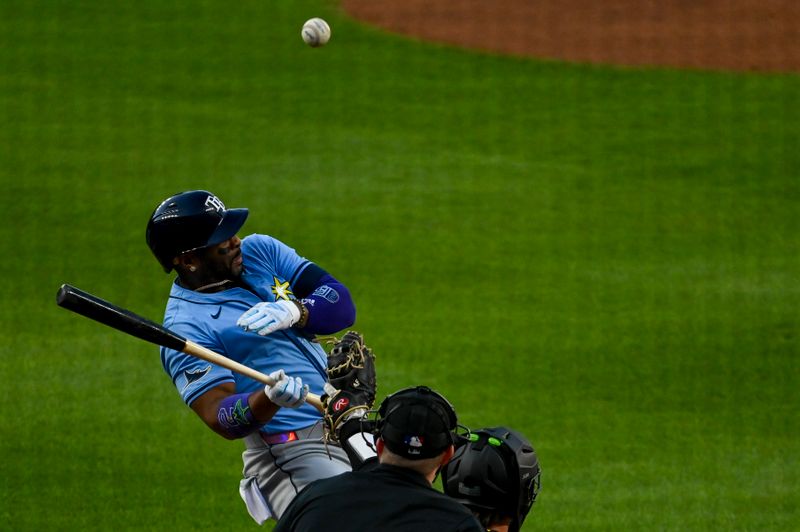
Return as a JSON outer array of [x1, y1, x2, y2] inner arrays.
[[204, 194, 225, 213]]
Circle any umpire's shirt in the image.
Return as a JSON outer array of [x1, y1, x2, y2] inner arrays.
[[273, 463, 483, 532]]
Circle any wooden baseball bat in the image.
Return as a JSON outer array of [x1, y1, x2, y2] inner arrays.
[[55, 283, 324, 412]]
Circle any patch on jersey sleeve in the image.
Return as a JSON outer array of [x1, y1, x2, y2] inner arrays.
[[311, 285, 339, 303], [178, 365, 212, 392], [271, 276, 294, 301]]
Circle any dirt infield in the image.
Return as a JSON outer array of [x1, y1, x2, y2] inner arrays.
[[342, 0, 800, 72]]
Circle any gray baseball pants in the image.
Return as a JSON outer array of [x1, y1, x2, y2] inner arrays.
[[239, 422, 351, 523]]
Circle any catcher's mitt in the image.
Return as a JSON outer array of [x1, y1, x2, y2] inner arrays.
[[321, 331, 377, 440]]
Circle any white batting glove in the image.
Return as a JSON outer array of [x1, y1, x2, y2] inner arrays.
[[265, 369, 308, 408], [237, 300, 300, 336]]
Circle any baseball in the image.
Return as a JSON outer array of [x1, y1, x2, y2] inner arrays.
[[301, 18, 331, 47]]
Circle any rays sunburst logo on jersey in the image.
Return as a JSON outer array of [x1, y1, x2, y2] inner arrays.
[[271, 276, 293, 301]]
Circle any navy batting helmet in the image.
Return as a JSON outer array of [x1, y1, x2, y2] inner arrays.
[[442, 426, 541, 532], [146, 190, 248, 272]]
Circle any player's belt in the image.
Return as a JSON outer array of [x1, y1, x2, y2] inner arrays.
[[244, 424, 322, 448], [260, 431, 298, 445]]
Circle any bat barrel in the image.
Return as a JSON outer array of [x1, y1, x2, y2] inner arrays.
[[56, 283, 187, 352]]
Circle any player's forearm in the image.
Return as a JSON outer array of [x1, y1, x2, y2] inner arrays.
[[213, 393, 259, 440], [213, 391, 280, 440], [194, 385, 278, 440], [297, 275, 356, 334], [249, 389, 281, 424]]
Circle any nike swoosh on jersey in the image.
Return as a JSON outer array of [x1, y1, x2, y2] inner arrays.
[[210, 306, 222, 319]]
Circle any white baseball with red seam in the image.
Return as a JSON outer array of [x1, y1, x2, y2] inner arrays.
[[302, 18, 331, 47]]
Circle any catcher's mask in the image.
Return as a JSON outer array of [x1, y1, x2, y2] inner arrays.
[[441, 426, 541, 532], [146, 190, 248, 272], [374, 386, 458, 460]]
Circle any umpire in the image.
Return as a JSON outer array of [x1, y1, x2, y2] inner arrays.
[[274, 386, 483, 532]]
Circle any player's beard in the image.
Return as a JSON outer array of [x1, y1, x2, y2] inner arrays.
[[230, 250, 244, 278], [208, 241, 243, 280]]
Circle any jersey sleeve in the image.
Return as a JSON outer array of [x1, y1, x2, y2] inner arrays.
[[243, 234, 313, 286]]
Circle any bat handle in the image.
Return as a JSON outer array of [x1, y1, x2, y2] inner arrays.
[[183, 341, 325, 413], [305, 393, 324, 412], [259, 384, 325, 413]]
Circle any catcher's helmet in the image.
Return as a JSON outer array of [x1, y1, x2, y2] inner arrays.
[[375, 386, 458, 460], [146, 190, 248, 272], [442, 427, 541, 532]]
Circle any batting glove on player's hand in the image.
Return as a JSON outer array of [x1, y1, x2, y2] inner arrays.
[[237, 300, 301, 336], [265, 369, 308, 408]]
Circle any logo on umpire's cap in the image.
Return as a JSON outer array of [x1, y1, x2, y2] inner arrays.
[[404, 435, 425, 455]]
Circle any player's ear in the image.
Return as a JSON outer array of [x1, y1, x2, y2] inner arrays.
[[176, 252, 198, 272]]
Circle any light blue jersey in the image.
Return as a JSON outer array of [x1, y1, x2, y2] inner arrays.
[[160, 234, 328, 433]]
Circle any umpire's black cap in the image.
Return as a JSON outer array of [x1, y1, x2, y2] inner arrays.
[[376, 386, 458, 460], [146, 190, 248, 272]]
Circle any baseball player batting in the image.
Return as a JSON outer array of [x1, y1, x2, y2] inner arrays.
[[145, 190, 375, 522]]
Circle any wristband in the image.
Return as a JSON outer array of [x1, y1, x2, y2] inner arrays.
[[292, 300, 310, 328], [217, 393, 259, 438]]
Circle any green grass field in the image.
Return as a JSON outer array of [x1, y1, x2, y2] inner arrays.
[[1, 1, 798, 530]]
